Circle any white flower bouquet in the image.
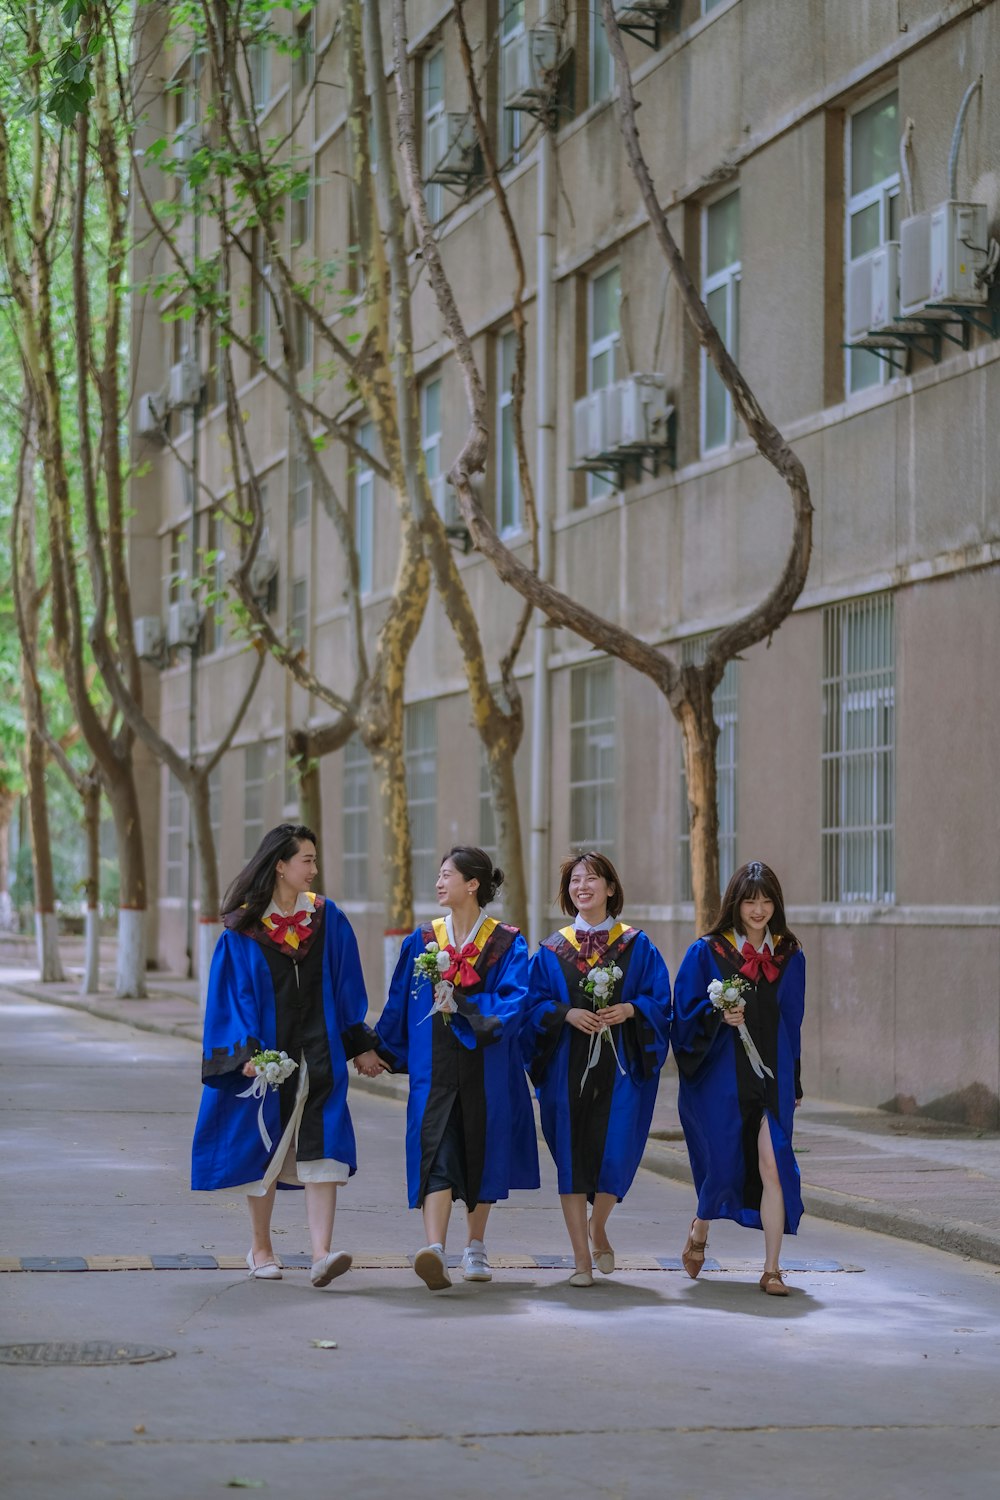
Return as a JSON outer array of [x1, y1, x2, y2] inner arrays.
[[237, 1050, 298, 1150], [578, 963, 627, 1094], [707, 977, 774, 1080], [413, 941, 457, 1026]]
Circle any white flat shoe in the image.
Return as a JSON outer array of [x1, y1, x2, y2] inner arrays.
[[413, 1245, 451, 1290], [568, 1270, 594, 1288], [246, 1250, 282, 1280], [310, 1251, 353, 1288]]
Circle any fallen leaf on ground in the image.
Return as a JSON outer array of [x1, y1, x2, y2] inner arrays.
[[310, 1339, 338, 1349]]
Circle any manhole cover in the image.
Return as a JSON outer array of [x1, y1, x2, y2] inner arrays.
[[0, 1342, 175, 1367]]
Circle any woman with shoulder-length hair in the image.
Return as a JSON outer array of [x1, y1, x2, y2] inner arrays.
[[672, 859, 806, 1296], [368, 846, 539, 1292], [191, 823, 382, 1288], [522, 852, 672, 1287]]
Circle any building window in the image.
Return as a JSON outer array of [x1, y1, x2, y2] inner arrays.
[[703, 0, 728, 12], [170, 57, 196, 206], [293, 8, 315, 95], [587, 263, 621, 501], [343, 735, 370, 901], [677, 638, 739, 902], [290, 577, 307, 649], [355, 421, 374, 595], [292, 434, 312, 525], [405, 701, 438, 897], [249, 36, 271, 113], [479, 747, 498, 861], [822, 593, 895, 904], [569, 660, 615, 854], [421, 375, 454, 524], [244, 743, 266, 860], [701, 188, 741, 454], [292, 182, 313, 247], [207, 281, 227, 409], [590, 5, 613, 104], [422, 48, 445, 226], [165, 772, 186, 899], [208, 510, 226, 652], [497, 329, 521, 534], [500, 2, 525, 164], [846, 91, 899, 395]]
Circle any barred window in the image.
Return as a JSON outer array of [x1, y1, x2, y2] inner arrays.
[[343, 735, 370, 901], [479, 747, 498, 861], [405, 702, 438, 896], [165, 772, 186, 899], [678, 638, 739, 902], [569, 660, 615, 854], [822, 594, 895, 903], [244, 743, 266, 861]]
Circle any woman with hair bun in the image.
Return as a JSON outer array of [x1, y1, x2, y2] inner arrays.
[[672, 860, 806, 1296], [368, 846, 539, 1291], [191, 824, 381, 1288], [522, 852, 672, 1287]]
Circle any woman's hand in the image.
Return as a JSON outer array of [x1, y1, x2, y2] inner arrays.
[[720, 1005, 746, 1028], [595, 1003, 635, 1028], [353, 1050, 388, 1078], [241, 1061, 258, 1078], [566, 1007, 605, 1034]]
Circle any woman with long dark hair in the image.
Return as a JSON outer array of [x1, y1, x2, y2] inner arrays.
[[191, 824, 382, 1287], [522, 852, 672, 1287], [367, 846, 539, 1291], [672, 860, 806, 1295]]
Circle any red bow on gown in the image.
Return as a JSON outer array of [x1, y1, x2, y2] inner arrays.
[[577, 929, 610, 962], [739, 941, 780, 984], [442, 942, 481, 987], [265, 909, 312, 949]]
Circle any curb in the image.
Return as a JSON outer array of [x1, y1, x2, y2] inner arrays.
[[8, 979, 1000, 1269]]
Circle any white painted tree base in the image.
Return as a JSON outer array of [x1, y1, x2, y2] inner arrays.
[[35, 911, 65, 983], [116, 909, 147, 998], [0, 892, 13, 932], [80, 908, 100, 995], [198, 921, 223, 1011]]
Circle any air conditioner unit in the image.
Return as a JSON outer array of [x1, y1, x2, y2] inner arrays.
[[847, 244, 899, 342], [424, 109, 448, 181], [617, 374, 673, 447], [428, 113, 479, 185], [136, 392, 165, 440], [133, 616, 165, 661], [572, 386, 621, 464], [900, 202, 988, 313], [166, 601, 200, 648], [168, 356, 202, 409], [503, 28, 560, 110], [248, 549, 278, 598]]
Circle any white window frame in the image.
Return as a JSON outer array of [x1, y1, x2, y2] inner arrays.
[[700, 187, 741, 456], [500, 3, 525, 164], [293, 8, 315, 96], [589, 4, 614, 105], [496, 328, 521, 535], [355, 422, 374, 596], [569, 660, 616, 855], [845, 89, 900, 396], [422, 47, 445, 227], [292, 431, 312, 525], [343, 735, 370, 901], [249, 36, 271, 114], [586, 263, 621, 502], [822, 594, 895, 904], [290, 576, 308, 649]]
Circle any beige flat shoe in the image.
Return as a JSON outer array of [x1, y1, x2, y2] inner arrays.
[[246, 1250, 282, 1280], [588, 1223, 615, 1275], [568, 1270, 594, 1288], [310, 1251, 353, 1288], [760, 1269, 790, 1296]]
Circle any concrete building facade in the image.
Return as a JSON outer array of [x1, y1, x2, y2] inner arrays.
[[130, 0, 1000, 1124]]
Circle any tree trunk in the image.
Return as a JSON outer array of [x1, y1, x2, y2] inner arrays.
[[188, 769, 221, 1008], [80, 778, 101, 995], [297, 755, 322, 844], [369, 710, 414, 994], [105, 768, 147, 997], [24, 724, 64, 982], [678, 687, 722, 937], [0, 788, 14, 932], [485, 736, 528, 932]]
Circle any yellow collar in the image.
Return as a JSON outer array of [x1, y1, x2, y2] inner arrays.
[[560, 922, 631, 965], [432, 915, 498, 952]]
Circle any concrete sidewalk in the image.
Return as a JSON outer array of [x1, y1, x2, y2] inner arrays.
[[3, 947, 999, 1268]]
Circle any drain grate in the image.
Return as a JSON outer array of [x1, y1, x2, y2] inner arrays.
[[0, 1341, 175, 1367]]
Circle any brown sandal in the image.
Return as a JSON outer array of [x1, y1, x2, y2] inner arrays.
[[760, 1269, 789, 1296], [681, 1219, 708, 1279]]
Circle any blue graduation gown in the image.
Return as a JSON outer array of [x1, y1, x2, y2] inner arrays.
[[672, 935, 805, 1233], [191, 900, 373, 1191], [374, 919, 540, 1209], [522, 926, 672, 1199]]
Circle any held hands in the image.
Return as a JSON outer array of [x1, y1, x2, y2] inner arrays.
[[566, 1004, 635, 1034], [353, 1049, 389, 1078]]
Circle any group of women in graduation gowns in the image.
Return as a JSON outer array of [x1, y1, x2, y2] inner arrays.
[[193, 826, 805, 1294]]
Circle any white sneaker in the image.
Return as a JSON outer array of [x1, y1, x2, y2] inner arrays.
[[413, 1244, 451, 1290], [461, 1244, 492, 1282]]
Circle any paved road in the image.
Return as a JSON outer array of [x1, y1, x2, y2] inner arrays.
[[2, 989, 999, 1500]]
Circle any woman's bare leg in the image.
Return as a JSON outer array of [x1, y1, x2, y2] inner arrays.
[[247, 1185, 277, 1265], [466, 1202, 491, 1247], [560, 1193, 592, 1273], [758, 1116, 786, 1272], [421, 1188, 454, 1249], [304, 1182, 338, 1261], [588, 1192, 617, 1252]]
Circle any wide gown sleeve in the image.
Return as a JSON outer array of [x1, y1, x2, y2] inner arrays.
[[521, 946, 571, 1086], [622, 934, 672, 1082], [327, 906, 379, 1059], [373, 930, 417, 1073], [449, 932, 528, 1052], [780, 949, 806, 1100], [200, 931, 264, 1085], [670, 939, 725, 1080]]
